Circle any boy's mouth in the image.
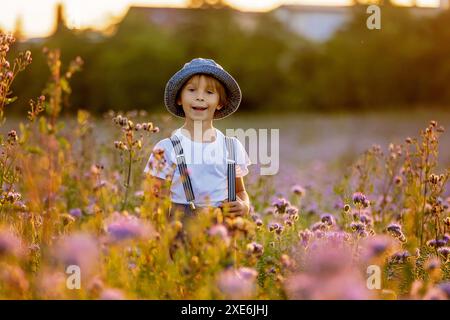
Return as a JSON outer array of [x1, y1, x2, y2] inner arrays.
[[192, 106, 208, 111]]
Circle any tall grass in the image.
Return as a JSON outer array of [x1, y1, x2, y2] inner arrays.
[[0, 32, 449, 300]]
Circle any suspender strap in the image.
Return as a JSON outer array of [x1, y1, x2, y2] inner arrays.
[[170, 134, 237, 207], [225, 136, 237, 202], [170, 135, 196, 210]]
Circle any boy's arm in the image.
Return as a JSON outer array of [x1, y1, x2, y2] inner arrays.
[[220, 177, 250, 216]]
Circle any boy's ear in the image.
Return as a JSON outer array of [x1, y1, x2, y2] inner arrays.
[[216, 104, 223, 110]]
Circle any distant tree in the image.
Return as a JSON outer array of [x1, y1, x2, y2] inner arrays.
[[54, 3, 70, 34], [13, 15, 25, 42]]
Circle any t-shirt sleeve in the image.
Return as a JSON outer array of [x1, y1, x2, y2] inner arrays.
[[234, 137, 251, 178], [143, 139, 175, 180]]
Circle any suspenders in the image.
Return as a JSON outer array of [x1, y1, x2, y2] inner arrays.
[[225, 137, 237, 202], [169, 134, 237, 210], [170, 135, 196, 210]]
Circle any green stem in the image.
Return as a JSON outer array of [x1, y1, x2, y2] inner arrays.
[[121, 150, 132, 211], [420, 139, 430, 247]]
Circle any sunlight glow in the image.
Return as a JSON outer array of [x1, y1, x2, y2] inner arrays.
[[0, 0, 441, 39]]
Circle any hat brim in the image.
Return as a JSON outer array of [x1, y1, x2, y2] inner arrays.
[[164, 64, 242, 120]]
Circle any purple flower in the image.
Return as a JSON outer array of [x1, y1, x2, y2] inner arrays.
[[427, 239, 447, 248], [286, 206, 299, 216], [208, 224, 230, 246], [390, 251, 410, 264], [0, 264, 29, 293], [106, 214, 155, 243], [298, 229, 313, 247], [352, 192, 366, 205], [54, 233, 99, 278], [437, 282, 450, 299], [361, 235, 395, 261], [275, 225, 284, 235], [311, 222, 326, 232], [263, 207, 276, 216], [217, 267, 258, 299], [387, 223, 402, 236], [305, 202, 319, 215], [437, 247, 450, 260], [246, 242, 263, 255], [334, 199, 345, 210], [268, 222, 282, 232], [35, 271, 67, 299], [424, 257, 441, 272], [359, 214, 373, 226], [285, 273, 373, 300], [285, 238, 373, 299], [93, 180, 107, 191], [69, 208, 82, 218], [291, 185, 306, 197], [0, 227, 23, 258], [320, 213, 335, 226], [100, 288, 126, 300], [423, 287, 448, 300], [134, 190, 144, 199], [237, 267, 258, 280], [350, 221, 365, 233], [443, 233, 450, 243], [308, 245, 353, 276], [272, 198, 290, 214], [324, 231, 350, 243]]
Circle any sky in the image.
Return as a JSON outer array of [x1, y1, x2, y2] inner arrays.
[[0, 0, 442, 39]]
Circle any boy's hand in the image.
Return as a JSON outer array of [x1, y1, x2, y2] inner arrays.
[[219, 196, 249, 217]]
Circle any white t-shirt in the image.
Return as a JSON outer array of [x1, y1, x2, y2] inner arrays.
[[144, 128, 251, 207]]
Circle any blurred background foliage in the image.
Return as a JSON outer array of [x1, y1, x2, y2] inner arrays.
[[4, 2, 450, 116]]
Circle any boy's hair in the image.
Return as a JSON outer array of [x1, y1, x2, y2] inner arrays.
[[176, 74, 228, 111]]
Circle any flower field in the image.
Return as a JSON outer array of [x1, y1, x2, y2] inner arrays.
[[1, 33, 449, 300]]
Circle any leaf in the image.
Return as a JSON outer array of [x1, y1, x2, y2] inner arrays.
[[19, 122, 29, 144], [25, 145, 44, 155], [5, 96, 18, 105], [77, 110, 90, 125], [60, 78, 72, 94], [57, 136, 69, 150], [39, 117, 47, 134], [56, 121, 65, 132]]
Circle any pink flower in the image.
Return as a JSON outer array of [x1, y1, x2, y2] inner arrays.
[[106, 213, 156, 243], [100, 288, 126, 300], [360, 235, 396, 262], [217, 267, 258, 299], [53, 233, 99, 279], [285, 272, 373, 300], [0, 227, 23, 258], [291, 185, 306, 197], [285, 235, 374, 299], [36, 271, 67, 299], [208, 224, 230, 246], [0, 265, 29, 295]]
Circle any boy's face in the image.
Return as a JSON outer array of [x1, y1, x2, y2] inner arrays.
[[176, 75, 223, 121]]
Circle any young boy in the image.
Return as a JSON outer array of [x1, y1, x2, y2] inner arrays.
[[144, 58, 251, 218]]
